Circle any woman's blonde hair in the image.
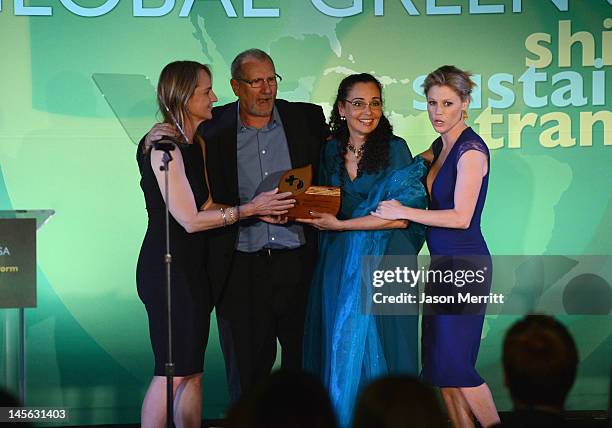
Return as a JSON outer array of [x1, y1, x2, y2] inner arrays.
[[422, 65, 475, 101], [157, 61, 211, 137]]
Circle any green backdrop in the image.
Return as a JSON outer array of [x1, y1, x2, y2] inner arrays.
[[0, 0, 610, 425]]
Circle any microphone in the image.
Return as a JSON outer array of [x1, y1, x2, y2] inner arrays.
[[153, 137, 178, 152], [153, 138, 177, 170]]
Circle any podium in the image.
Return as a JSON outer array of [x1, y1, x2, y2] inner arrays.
[[0, 210, 54, 405]]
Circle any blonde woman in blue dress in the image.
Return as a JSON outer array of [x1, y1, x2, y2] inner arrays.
[[373, 65, 500, 427]]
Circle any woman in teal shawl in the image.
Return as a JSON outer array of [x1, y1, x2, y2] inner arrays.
[[298, 73, 427, 427]]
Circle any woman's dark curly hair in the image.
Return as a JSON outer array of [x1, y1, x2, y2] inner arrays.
[[329, 73, 392, 180]]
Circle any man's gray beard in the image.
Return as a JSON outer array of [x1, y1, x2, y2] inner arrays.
[[250, 107, 273, 117]]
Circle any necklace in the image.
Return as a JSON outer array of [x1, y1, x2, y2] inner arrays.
[[347, 142, 364, 159]]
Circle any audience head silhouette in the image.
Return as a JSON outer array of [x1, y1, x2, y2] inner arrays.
[[353, 375, 446, 428], [503, 314, 578, 410], [225, 370, 338, 428]]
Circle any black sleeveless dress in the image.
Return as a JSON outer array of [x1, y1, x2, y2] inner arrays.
[[136, 141, 211, 376]]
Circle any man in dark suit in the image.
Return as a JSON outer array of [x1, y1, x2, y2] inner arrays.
[[201, 49, 327, 401]]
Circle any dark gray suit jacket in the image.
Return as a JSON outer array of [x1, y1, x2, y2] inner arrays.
[[200, 99, 328, 304]]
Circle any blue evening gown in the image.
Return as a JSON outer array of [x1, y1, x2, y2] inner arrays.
[[303, 136, 427, 427]]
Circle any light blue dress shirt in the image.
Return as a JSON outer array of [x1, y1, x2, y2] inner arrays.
[[236, 106, 305, 252]]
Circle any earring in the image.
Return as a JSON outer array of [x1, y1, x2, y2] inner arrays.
[[340, 116, 346, 121], [463, 110, 468, 120]]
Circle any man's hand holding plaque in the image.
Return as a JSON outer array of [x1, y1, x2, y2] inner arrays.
[[255, 165, 340, 221]]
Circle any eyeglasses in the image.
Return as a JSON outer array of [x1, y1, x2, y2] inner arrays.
[[344, 99, 383, 110], [236, 73, 282, 89]]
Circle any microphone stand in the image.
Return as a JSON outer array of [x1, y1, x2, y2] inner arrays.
[[154, 140, 176, 428], [154, 94, 189, 427]]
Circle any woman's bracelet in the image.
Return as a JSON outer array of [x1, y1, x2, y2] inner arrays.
[[219, 207, 227, 226], [220, 206, 242, 227], [228, 206, 237, 224]]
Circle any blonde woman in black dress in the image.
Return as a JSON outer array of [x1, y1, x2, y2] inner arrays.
[[137, 61, 293, 428]]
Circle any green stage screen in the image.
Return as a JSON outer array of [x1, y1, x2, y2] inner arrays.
[[0, 0, 610, 424]]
